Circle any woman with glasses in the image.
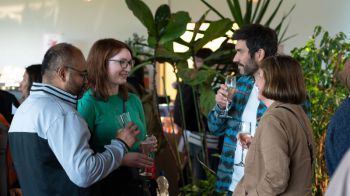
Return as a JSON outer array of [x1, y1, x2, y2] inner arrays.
[[233, 55, 314, 196], [77, 38, 155, 195]]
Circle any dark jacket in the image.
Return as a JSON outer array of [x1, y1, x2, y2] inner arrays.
[[0, 90, 19, 123]]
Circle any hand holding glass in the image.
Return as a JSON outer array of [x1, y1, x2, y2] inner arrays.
[[219, 75, 236, 118], [139, 134, 157, 176], [234, 121, 252, 167]]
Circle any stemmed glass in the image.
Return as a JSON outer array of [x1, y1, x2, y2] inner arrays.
[[219, 75, 236, 118], [234, 121, 252, 167]]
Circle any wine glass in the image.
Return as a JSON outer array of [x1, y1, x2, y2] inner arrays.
[[219, 75, 236, 118], [116, 112, 131, 128], [234, 121, 252, 167]]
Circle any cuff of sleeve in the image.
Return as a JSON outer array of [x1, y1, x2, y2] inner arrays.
[[214, 104, 225, 117], [113, 138, 130, 154]]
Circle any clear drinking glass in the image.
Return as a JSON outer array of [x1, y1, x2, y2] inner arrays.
[[139, 134, 156, 176], [116, 112, 131, 128], [219, 75, 236, 118], [234, 121, 252, 167]]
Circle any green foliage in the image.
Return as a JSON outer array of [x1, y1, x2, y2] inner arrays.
[[291, 26, 350, 195], [201, 0, 296, 43], [179, 171, 225, 196], [125, 0, 156, 40], [177, 67, 218, 116], [192, 18, 233, 52], [126, 0, 191, 63]]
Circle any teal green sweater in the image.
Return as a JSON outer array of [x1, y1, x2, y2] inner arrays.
[[77, 90, 146, 152]]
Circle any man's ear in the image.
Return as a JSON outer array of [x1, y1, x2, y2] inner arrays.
[[255, 49, 266, 63], [56, 66, 67, 82]]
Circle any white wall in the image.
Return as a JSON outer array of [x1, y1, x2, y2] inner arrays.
[[1, 0, 350, 81]]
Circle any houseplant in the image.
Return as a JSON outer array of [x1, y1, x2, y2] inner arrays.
[[291, 26, 350, 195], [201, 0, 296, 43]]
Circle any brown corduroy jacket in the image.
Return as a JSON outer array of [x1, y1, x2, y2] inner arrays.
[[234, 102, 314, 196]]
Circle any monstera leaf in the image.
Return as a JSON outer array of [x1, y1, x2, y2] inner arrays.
[[159, 11, 191, 45], [125, 0, 156, 46]]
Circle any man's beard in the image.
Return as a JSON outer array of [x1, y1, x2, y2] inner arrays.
[[238, 59, 258, 76], [66, 82, 87, 99]]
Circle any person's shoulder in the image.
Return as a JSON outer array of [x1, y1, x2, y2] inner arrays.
[[0, 90, 18, 101], [79, 89, 97, 102], [341, 97, 350, 107], [128, 93, 142, 102]]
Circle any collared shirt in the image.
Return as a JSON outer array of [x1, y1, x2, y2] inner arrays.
[[9, 83, 127, 196]]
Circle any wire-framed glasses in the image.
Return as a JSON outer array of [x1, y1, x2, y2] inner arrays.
[[109, 59, 135, 69]]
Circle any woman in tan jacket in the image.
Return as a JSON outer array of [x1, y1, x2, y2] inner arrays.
[[234, 55, 314, 196]]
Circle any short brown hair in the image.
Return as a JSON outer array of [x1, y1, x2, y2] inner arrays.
[[87, 38, 132, 100], [260, 55, 306, 104]]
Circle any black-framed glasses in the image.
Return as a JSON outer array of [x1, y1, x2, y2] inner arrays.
[[108, 59, 135, 69], [65, 66, 88, 81]]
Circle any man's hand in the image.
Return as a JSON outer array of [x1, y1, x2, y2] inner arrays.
[[216, 84, 237, 109], [216, 84, 229, 109], [116, 122, 140, 148], [121, 152, 154, 168]]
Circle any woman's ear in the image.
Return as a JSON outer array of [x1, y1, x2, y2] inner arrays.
[[255, 49, 266, 63]]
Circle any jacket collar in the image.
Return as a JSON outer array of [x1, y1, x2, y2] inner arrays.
[[30, 83, 77, 107]]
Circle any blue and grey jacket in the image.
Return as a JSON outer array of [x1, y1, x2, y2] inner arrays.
[[9, 83, 128, 196]]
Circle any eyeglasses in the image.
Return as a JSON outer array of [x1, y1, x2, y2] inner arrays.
[[65, 66, 88, 81], [108, 59, 135, 69]]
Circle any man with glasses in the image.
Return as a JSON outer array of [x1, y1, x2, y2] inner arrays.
[[9, 43, 141, 196]]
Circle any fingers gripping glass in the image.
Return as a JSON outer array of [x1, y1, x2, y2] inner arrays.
[[219, 75, 236, 118], [109, 59, 135, 69], [139, 134, 155, 177], [234, 121, 252, 167]]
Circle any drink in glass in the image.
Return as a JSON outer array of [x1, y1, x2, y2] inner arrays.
[[219, 75, 236, 118]]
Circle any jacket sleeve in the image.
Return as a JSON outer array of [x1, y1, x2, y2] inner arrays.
[[46, 112, 127, 188], [207, 104, 228, 136], [256, 115, 290, 195]]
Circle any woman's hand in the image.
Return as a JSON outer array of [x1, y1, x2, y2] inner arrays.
[[115, 122, 140, 148], [121, 152, 153, 168], [237, 133, 253, 149]]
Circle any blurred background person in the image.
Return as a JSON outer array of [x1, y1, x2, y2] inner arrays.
[[234, 55, 314, 196], [325, 56, 350, 177], [18, 64, 42, 103], [78, 38, 155, 196], [174, 48, 222, 182], [0, 113, 22, 196], [0, 90, 19, 124]]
